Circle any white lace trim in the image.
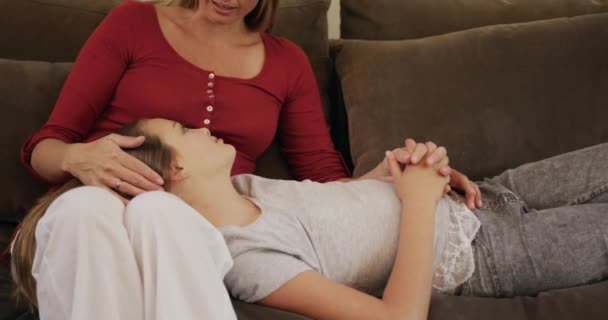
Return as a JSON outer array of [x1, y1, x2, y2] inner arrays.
[[432, 194, 481, 293]]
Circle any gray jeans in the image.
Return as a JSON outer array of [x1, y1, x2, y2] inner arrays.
[[457, 142, 608, 297]]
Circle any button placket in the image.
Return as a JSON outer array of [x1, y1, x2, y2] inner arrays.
[[203, 72, 216, 127]]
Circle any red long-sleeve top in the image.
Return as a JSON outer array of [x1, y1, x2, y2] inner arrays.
[[21, 0, 350, 184], [3, 0, 350, 266]]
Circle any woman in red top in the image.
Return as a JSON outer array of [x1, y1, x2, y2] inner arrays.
[[23, 0, 480, 202], [10, 0, 482, 318]]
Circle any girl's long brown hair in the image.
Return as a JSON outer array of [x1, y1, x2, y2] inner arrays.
[[11, 120, 175, 308]]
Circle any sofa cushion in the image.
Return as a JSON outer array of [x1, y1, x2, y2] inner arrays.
[[0, 223, 31, 320], [0, 59, 72, 222], [341, 0, 608, 40], [0, 0, 121, 62], [429, 281, 608, 320], [334, 12, 608, 180]]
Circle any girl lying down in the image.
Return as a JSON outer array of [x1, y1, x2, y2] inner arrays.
[[12, 118, 608, 320]]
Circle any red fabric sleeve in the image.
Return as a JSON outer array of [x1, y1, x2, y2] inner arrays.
[[20, 1, 137, 182], [278, 44, 352, 182]]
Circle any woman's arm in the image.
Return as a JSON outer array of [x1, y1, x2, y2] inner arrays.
[[23, 2, 163, 198], [277, 42, 351, 182], [30, 139, 74, 182], [22, 4, 131, 181], [259, 151, 449, 319], [31, 135, 162, 201]]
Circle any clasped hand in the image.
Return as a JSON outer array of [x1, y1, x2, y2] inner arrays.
[[362, 139, 482, 209]]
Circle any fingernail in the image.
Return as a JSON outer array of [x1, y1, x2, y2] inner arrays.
[[157, 178, 165, 185]]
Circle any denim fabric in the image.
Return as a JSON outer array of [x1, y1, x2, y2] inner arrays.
[[458, 142, 608, 297]]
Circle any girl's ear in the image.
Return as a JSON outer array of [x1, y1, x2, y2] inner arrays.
[[168, 162, 188, 182]]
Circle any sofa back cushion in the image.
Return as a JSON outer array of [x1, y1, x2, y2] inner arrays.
[[0, 0, 121, 61], [0, 59, 72, 222], [341, 0, 608, 40], [0, 0, 332, 221], [334, 12, 608, 180]]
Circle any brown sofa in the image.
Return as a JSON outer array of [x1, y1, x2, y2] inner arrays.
[[1, 0, 608, 319]]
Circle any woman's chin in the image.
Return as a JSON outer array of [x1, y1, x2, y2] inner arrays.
[[204, 11, 240, 26]]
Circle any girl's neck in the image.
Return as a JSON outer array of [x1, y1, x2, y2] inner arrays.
[[170, 174, 261, 228]]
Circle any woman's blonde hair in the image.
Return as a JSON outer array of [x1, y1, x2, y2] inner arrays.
[[155, 0, 279, 32], [11, 120, 176, 308]]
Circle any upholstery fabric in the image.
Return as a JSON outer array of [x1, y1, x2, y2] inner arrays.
[[0, 59, 72, 221], [341, 0, 608, 40], [428, 281, 608, 320], [334, 13, 608, 179], [0, 0, 122, 61]]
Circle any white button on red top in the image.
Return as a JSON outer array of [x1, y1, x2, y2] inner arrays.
[[208, 82, 214, 87], [203, 119, 211, 125], [209, 73, 215, 79], [207, 105, 214, 112]]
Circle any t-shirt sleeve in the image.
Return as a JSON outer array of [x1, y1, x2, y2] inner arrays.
[[223, 249, 312, 303], [277, 41, 352, 183], [20, 1, 139, 182]]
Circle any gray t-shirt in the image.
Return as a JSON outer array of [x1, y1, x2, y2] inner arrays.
[[219, 174, 480, 302]]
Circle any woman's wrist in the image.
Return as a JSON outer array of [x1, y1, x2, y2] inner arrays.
[[61, 142, 80, 176]]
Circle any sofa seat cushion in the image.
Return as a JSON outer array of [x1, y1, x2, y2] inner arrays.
[[429, 281, 608, 320], [335, 12, 608, 180]]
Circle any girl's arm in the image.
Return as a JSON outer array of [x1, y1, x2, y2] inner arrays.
[[259, 151, 449, 320]]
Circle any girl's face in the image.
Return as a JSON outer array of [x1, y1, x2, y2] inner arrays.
[[201, 0, 259, 26], [141, 118, 236, 179]]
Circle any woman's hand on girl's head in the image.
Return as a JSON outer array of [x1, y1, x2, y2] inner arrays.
[[63, 133, 165, 204], [386, 148, 450, 203]]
